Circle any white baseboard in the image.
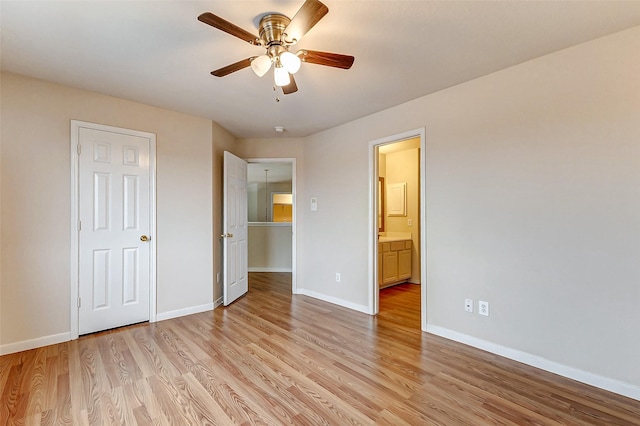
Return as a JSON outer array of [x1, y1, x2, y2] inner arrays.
[[156, 302, 214, 322], [426, 325, 640, 401], [1, 303, 216, 355], [0, 332, 71, 356], [214, 297, 224, 309], [297, 289, 369, 314], [248, 267, 292, 273]]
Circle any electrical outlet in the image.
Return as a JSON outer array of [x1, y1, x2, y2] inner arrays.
[[335, 273, 341, 282], [408, 219, 412, 226], [479, 300, 489, 316], [465, 299, 473, 313]]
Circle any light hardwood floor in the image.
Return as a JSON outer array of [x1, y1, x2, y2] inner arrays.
[[1, 272, 639, 425]]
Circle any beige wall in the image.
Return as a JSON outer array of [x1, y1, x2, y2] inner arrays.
[[237, 138, 304, 160], [248, 224, 293, 272], [0, 73, 236, 348], [263, 27, 640, 392]]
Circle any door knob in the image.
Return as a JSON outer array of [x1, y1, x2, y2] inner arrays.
[[140, 235, 150, 242], [220, 233, 233, 238]]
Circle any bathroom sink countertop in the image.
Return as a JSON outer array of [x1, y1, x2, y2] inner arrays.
[[378, 236, 411, 242]]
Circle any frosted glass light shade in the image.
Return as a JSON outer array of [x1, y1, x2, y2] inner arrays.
[[274, 66, 290, 86], [280, 51, 301, 74], [251, 55, 272, 77]]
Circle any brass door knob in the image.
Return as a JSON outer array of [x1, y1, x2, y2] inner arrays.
[[140, 235, 150, 242], [220, 233, 233, 238]]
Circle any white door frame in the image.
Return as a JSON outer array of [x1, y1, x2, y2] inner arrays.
[[70, 120, 157, 339], [246, 157, 297, 293], [368, 128, 427, 330]]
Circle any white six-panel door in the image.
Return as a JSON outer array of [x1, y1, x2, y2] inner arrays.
[[75, 123, 154, 335], [223, 151, 248, 305]]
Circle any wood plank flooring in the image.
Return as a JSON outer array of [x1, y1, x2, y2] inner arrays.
[[1, 272, 639, 425]]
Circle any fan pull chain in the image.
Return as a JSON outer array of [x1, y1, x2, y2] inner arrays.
[[273, 85, 280, 102]]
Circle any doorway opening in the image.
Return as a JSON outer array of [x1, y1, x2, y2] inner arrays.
[[369, 129, 426, 330], [246, 158, 297, 293]]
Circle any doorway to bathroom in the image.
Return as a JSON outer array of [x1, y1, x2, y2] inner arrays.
[[369, 129, 426, 330]]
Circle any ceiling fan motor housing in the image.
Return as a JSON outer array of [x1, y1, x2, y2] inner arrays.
[[259, 14, 292, 48]]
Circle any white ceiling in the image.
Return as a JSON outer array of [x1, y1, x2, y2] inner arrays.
[[3, 1, 640, 139]]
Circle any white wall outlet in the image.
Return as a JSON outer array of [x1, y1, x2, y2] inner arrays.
[[408, 219, 412, 226], [464, 299, 473, 313], [335, 273, 341, 282], [310, 197, 318, 211], [479, 300, 489, 316]]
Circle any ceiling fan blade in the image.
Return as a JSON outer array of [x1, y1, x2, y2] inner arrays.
[[282, 74, 298, 95], [211, 58, 253, 77], [284, 0, 329, 44], [298, 50, 355, 69], [198, 12, 260, 45]]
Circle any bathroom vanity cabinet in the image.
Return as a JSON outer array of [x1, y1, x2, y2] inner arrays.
[[378, 239, 412, 288]]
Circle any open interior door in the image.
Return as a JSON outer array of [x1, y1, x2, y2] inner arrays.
[[223, 151, 248, 305]]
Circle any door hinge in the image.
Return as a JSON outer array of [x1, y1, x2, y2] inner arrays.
[[78, 221, 82, 231], [77, 144, 81, 155], [77, 297, 81, 308]]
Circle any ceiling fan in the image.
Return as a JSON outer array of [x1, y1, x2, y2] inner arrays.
[[198, 0, 355, 95]]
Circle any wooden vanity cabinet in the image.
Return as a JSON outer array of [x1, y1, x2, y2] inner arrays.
[[382, 250, 398, 286], [379, 240, 412, 288], [398, 246, 412, 280]]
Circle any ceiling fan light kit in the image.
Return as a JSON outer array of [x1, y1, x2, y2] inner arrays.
[[250, 55, 272, 77], [198, 0, 354, 95], [274, 64, 291, 86], [280, 51, 301, 74]]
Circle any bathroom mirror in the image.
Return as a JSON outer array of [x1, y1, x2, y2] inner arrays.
[[378, 177, 385, 232]]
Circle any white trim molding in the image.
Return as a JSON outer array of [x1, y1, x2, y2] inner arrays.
[[298, 289, 369, 315], [214, 297, 224, 309], [248, 267, 292, 273], [156, 303, 214, 322], [427, 325, 640, 401], [0, 333, 70, 356]]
